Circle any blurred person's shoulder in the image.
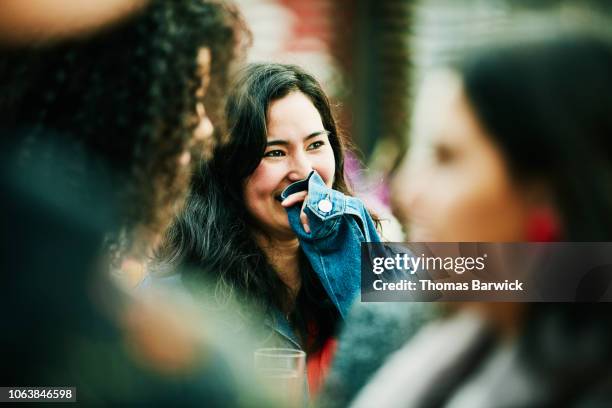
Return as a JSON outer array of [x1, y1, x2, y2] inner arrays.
[[333, 301, 439, 374], [138, 264, 273, 348], [319, 301, 438, 407]]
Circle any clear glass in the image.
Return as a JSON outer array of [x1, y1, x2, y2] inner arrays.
[[254, 348, 306, 407]]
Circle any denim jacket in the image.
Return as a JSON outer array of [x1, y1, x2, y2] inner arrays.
[[143, 171, 381, 352], [263, 170, 381, 349]]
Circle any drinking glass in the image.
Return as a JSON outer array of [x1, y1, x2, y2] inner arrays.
[[254, 348, 306, 407]]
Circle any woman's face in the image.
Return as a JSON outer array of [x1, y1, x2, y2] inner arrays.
[[244, 91, 336, 240], [392, 71, 532, 242]]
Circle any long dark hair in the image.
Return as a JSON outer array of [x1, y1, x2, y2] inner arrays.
[[156, 63, 357, 352], [457, 32, 612, 400], [0, 0, 248, 255], [459, 33, 612, 242]]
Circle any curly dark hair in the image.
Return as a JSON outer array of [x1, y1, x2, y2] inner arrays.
[[0, 0, 249, 256]]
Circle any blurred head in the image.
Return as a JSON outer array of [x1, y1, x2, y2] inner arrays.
[[393, 33, 612, 242], [0, 0, 146, 45], [0, 0, 248, 255], [213, 63, 347, 240]]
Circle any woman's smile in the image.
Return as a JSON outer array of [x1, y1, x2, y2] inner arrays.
[[244, 91, 335, 238]]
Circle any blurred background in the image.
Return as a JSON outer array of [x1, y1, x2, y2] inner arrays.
[[233, 0, 612, 197]]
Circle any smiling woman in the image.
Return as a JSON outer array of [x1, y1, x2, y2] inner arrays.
[[153, 63, 381, 396], [245, 90, 336, 241]]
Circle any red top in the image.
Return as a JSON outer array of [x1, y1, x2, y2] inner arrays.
[[306, 336, 337, 396]]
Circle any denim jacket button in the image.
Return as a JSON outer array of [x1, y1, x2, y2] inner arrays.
[[317, 198, 332, 213]]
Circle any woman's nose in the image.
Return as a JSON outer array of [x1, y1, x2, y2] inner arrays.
[[287, 152, 313, 181], [390, 157, 422, 226]]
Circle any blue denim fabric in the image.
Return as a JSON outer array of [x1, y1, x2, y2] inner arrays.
[[143, 171, 381, 352], [280, 170, 381, 319]]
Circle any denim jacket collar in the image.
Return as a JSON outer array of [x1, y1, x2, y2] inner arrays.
[[281, 170, 346, 225], [280, 170, 381, 320], [263, 308, 301, 349]]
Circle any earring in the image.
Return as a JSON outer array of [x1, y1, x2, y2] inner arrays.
[[526, 208, 560, 242]]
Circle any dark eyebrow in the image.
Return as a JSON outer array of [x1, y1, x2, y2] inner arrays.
[[266, 130, 330, 146], [305, 130, 330, 141]]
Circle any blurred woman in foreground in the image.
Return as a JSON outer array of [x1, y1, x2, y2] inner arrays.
[[0, 1, 261, 404], [325, 31, 612, 407]]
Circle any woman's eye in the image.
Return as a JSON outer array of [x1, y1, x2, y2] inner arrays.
[[307, 141, 325, 150], [264, 150, 285, 158]]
